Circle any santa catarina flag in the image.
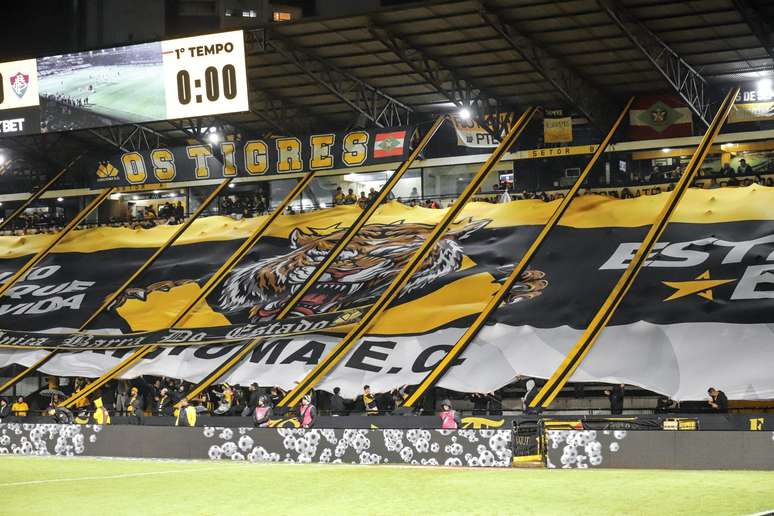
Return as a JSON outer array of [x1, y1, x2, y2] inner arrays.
[[373, 130, 407, 158], [629, 95, 693, 139]]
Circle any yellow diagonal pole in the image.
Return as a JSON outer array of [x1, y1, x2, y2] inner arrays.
[[0, 180, 235, 397], [60, 173, 317, 409], [0, 154, 83, 233], [529, 87, 739, 409], [403, 97, 635, 408], [0, 188, 114, 396], [78, 179, 233, 330], [0, 188, 114, 299], [178, 116, 448, 405], [279, 107, 538, 408]]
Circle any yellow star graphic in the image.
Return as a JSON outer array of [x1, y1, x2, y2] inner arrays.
[[662, 270, 736, 302]]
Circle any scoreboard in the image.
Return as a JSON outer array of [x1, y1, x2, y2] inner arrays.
[[0, 31, 248, 136]]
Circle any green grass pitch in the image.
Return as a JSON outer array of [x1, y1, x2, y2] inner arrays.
[[39, 64, 166, 122], [2, 456, 773, 515]]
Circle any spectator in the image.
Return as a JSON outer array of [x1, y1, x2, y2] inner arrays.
[[736, 159, 753, 176], [345, 189, 358, 204], [92, 396, 111, 425], [253, 396, 273, 427], [333, 186, 345, 205], [243, 383, 260, 417], [154, 388, 173, 416], [12, 396, 29, 417], [719, 163, 733, 176], [363, 385, 378, 416], [368, 188, 378, 203], [330, 387, 346, 416], [0, 398, 10, 419], [144, 206, 157, 220], [115, 380, 128, 416], [298, 394, 316, 428], [520, 375, 541, 415], [604, 383, 625, 415], [438, 399, 460, 429], [707, 387, 728, 413], [175, 399, 198, 427], [127, 386, 143, 425], [357, 191, 368, 208]]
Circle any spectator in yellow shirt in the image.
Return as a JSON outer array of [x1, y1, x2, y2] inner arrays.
[[11, 396, 29, 417]]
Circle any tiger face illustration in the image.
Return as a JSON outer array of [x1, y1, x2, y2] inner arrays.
[[218, 218, 491, 320]]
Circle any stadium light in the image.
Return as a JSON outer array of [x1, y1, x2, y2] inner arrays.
[[0, 154, 5, 165], [662, 148, 671, 153], [458, 107, 471, 120], [56, 197, 64, 202], [207, 132, 221, 144], [228, 183, 236, 188]]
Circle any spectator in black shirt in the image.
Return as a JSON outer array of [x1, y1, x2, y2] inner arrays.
[[330, 387, 346, 416], [737, 159, 753, 176], [707, 387, 728, 413], [605, 383, 625, 415]]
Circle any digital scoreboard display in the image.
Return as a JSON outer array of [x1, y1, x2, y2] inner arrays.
[[0, 30, 249, 136]]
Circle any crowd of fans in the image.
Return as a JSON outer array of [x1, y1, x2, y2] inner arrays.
[[2, 162, 772, 237]]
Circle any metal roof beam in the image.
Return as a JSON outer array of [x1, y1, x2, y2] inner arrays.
[[731, 0, 774, 64], [246, 28, 413, 128], [86, 124, 165, 153], [478, 3, 616, 129], [597, 0, 714, 127], [367, 20, 521, 141]]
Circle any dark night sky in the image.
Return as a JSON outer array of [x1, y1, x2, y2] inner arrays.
[[0, 1, 76, 60]]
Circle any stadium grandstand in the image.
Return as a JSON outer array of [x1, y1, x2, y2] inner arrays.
[[0, 1, 773, 514]]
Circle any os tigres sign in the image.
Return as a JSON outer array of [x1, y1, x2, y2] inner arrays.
[[86, 127, 413, 188]]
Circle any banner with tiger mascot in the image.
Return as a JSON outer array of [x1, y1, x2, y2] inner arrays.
[[1, 187, 773, 402]]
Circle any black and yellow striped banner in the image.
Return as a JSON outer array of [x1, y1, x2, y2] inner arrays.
[[0, 154, 82, 234], [529, 87, 740, 409], [0, 187, 115, 397], [279, 107, 537, 408], [61, 174, 316, 409], [178, 116, 447, 405], [403, 98, 635, 408], [0, 188, 114, 299]]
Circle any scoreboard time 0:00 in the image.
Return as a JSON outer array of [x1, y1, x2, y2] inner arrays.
[[162, 31, 249, 119]]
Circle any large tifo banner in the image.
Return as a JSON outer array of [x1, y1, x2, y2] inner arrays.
[[81, 126, 413, 188], [1, 189, 774, 401], [0, 30, 248, 136]]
